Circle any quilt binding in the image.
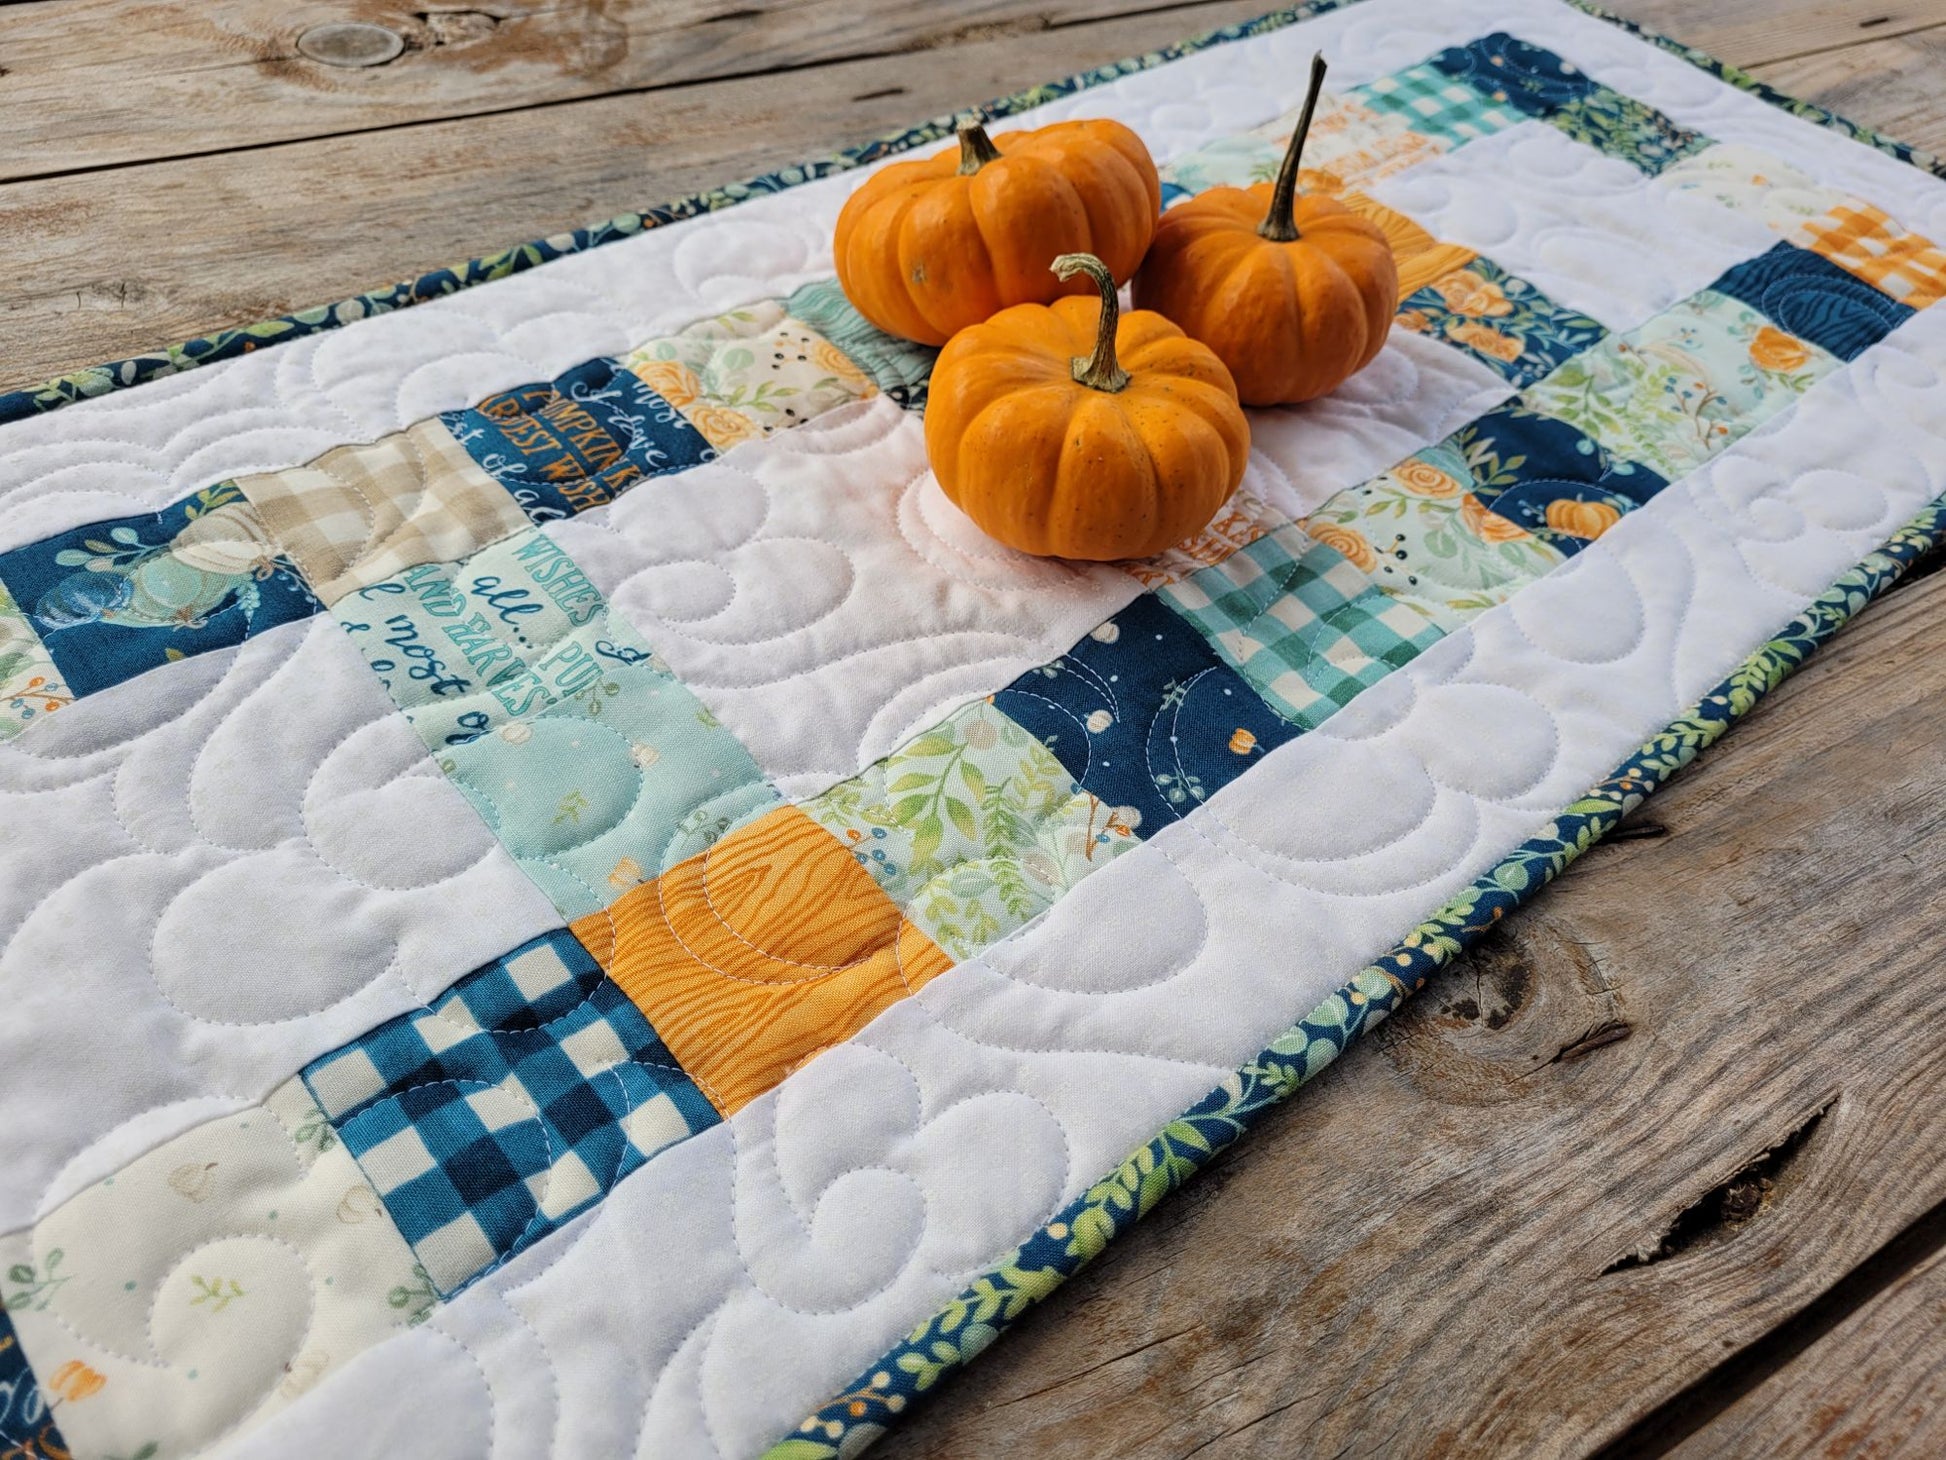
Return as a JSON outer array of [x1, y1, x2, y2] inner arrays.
[[5, 0, 1942, 427], [1, 2, 1940, 1455]]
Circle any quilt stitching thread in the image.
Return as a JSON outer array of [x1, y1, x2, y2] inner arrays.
[[3, 5, 1946, 1456]]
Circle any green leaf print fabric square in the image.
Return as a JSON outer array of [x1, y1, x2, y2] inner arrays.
[[802, 700, 1138, 961], [1522, 288, 1841, 481], [1545, 87, 1711, 175]]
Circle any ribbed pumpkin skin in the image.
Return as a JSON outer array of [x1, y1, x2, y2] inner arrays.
[[925, 297, 1249, 561], [1133, 187, 1396, 405], [834, 121, 1161, 346]]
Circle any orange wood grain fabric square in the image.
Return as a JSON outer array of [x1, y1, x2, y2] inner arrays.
[[572, 805, 954, 1114]]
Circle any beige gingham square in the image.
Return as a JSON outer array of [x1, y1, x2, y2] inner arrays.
[[235, 418, 530, 605]]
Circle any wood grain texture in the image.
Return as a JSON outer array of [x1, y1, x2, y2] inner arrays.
[[876, 560, 1946, 1459], [1613, 0, 1946, 70], [0, 0, 1252, 180], [1669, 1238, 1946, 1458], [1756, 23, 1946, 155], [0, 0, 1268, 390]]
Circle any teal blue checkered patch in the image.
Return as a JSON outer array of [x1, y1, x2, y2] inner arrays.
[[1159, 525, 1446, 730], [1353, 62, 1526, 145]]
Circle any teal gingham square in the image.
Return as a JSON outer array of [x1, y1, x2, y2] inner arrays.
[[1354, 63, 1526, 145], [1158, 524, 1447, 730]]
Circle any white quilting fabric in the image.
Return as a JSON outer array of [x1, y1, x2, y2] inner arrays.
[[1369, 120, 1777, 330], [0, 615, 560, 1232], [7, 0, 1946, 1455]]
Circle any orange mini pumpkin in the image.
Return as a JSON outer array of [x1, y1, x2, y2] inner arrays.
[[835, 119, 1161, 346], [1133, 54, 1397, 405], [925, 252, 1249, 561]]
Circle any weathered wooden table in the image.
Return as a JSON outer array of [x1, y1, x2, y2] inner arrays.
[[7, 2, 1943, 1454]]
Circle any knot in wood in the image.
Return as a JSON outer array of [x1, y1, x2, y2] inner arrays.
[[296, 22, 407, 68]]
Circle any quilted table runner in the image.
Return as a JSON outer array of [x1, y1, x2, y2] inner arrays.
[[5, 1, 1945, 1455]]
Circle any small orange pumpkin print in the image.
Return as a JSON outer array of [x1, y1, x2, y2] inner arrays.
[[1544, 498, 1624, 540], [1228, 728, 1258, 756], [1749, 325, 1810, 373]]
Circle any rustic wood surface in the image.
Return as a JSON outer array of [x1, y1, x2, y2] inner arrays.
[[7, 1, 1944, 1456]]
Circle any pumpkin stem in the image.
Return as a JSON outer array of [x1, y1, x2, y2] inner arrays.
[[957, 121, 1004, 175], [1259, 51, 1329, 244], [1051, 252, 1131, 394]]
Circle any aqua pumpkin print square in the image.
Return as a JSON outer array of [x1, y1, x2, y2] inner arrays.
[[333, 528, 777, 913], [0, 482, 318, 700], [1521, 288, 1840, 482], [442, 355, 714, 524], [784, 279, 940, 408], [802, 699, 1137, 962], [992, 593, 1299, 840], [1301, 442, 1565, 632]]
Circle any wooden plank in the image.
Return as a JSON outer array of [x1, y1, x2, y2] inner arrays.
[[0, 0, 1252, 181], [1753, 24, 1946, 155], [1667, 1237, 1946, 1458], [875, 560, 1946, 1458], [1614, 0, 1946, 70], [0, 0, 1269, 392]]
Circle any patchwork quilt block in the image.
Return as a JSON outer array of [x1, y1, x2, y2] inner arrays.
[[6, 2, 1946, 1457]]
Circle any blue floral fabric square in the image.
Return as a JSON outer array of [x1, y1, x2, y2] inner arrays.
[[305, 930, 718, 1296], [0, 482, 318, 699], [1710, 240, 1917, 361], [1396, 256, 1610, 388], [442, 356, 714, 524], [1546, 86, 1711, 175], [1428, 32, 1600, 119], [1447, 404, 1670, 555], [992, 593, 1298, 838]]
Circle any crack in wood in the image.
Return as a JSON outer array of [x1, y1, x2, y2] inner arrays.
[[1603, 1097, 1836, 1275]]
